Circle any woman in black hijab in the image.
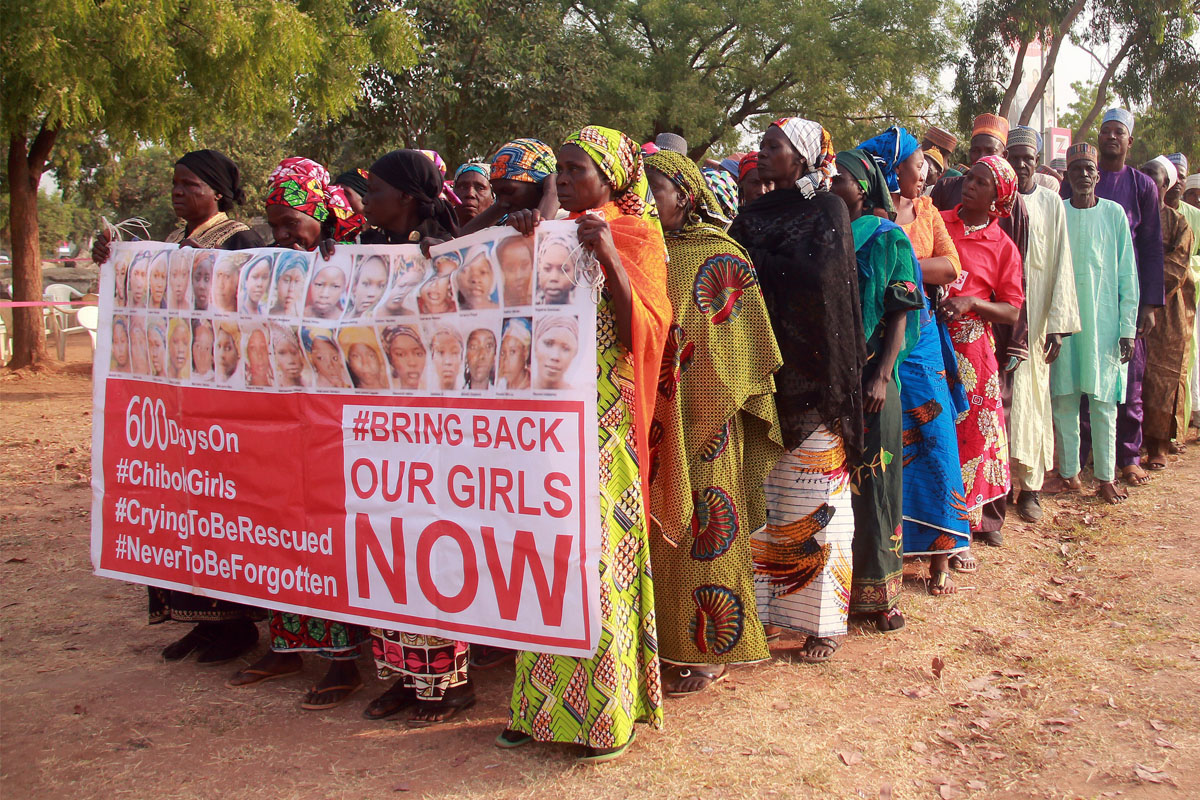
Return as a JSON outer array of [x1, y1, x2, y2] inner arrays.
[[360, 150, 459, 245], [92, 150, 264, 263]]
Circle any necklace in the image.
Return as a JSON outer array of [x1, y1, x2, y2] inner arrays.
[[962, 218, 989, 235]]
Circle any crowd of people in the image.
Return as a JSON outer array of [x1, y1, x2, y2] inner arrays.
[[91, 107, 1200, 762]]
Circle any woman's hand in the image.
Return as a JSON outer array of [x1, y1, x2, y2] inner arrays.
[[91, 231, 113, 264], [938, 295, 975, 324], [419, 237, 446, 258], [862, 363, 889, 414], [317, 239, 337, 261], [507, 209, 543, 237], [575, 214, 619, 269]]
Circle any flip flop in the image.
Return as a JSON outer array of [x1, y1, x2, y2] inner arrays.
[[495, 729, 534, 749], [1145, 458, 1168, 471], [663, 664, 728, 696], [797, 636, 839, 663], [1122, 466, 1151, 486], [579, 732, 636, 764], [877, 609, 906, 634], [300, 682, 363, 710], [949, 550, 978, 573], [363, 684, 418, 720], [928, 570, 957, 596], [225, 666, 302, 688], [407, 693, 477, 727]]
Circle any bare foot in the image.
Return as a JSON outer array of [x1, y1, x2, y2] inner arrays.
[[408, 682, 476, 725], [1098, 480, 1128, 504], [299, 660, 362, 710], [1042, 472, 1082, 494], [226, 651, 302, 687], [929, 569, 957, 596]]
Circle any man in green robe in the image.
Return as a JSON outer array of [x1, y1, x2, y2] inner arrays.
[[1049, 144, 1139, 504]]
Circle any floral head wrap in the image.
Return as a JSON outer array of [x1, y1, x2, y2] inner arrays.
[[976, 154, 1018, 218], [701, 167, 740, 223], [769, 117, 838, 198], [266, 157, 366, 243], [856, 126, 920, 193], [490, 138, 557, 184], [645, 150, 730, 229], [563, 126, 659, 224]]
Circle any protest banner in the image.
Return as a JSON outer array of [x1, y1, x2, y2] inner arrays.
[[90, 224, 603, 657]]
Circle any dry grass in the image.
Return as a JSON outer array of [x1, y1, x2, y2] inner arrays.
[[1, 362, 1197, 799]]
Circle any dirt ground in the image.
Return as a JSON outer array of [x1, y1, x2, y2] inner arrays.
[[2, 340, 1198, 799]]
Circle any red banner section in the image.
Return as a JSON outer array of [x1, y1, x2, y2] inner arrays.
[[94, 379, 599, 656]]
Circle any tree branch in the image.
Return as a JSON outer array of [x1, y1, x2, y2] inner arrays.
[[1018, 0, 1088, 125], [689, 23, 736, 70], [998, 37, 1031, 117], [1074, 28, 1145, 139]]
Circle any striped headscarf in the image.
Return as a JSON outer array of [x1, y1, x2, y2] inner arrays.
[[976, 154, 1018, 218], [770, 117, 837, 198], [265, 157, 366, 243], [564, 126, 659, 224], [701, 166, 740, 223], [454, 161, 489, 181], [645, 150, 731, 229], [490, 138, 557, 184]]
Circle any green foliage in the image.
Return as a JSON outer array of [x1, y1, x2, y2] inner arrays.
[[290, 0, 603, 171], [1, 0, 419, 149], [574, 0, 960, 159]]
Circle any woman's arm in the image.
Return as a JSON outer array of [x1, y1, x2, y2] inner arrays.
[[919, 256, 958, 285], [576, 215, 634, 350], [863, 310, 906, 413], [939, 294, 1019, 326]]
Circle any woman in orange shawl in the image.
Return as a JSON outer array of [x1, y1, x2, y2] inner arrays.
[[498, 125, 670, 762]]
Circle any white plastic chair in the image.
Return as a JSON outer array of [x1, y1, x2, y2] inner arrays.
[[76, 305, 99, 355], [44, 283, 84, 360]]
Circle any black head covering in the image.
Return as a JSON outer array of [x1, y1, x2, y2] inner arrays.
[[369, 150, 458, 236], [176, 150, 246, 212], [333, 169, 369, 197]]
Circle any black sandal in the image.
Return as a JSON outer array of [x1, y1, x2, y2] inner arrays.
[[161, 624, 214, 661], [363, 682, 418, 720], [407, 684, 477, 726], [663, 663, 727, 696]]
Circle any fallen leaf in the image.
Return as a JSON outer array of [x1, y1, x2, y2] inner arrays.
[[1115, 720, 1132, 728], [966, 780, 987, 790], [965, 675, 992, 692], [1132, 763, 1175, 785], [1149, 719, 1166, 731], [901, 685, 934, 699], [1154, 737, 1176, 749], [970, 718, 991, 730], [932, 656, 945, 680], [5, 557, 27, 563], [936, 730, 968, 756], [878, 785, 893, 800], [1038, 589, 1066, 603], [1107, 697, 1118, 709], [771, 701, 792, 712], [836, 749, 862, 766], [1050, 576, 1066, 585], [910, 741, 928, 753], [392, 784, 410, 792], [938, 784, 963, 799]]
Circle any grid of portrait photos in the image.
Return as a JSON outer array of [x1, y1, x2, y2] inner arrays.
[[104, 222, 596, 397]]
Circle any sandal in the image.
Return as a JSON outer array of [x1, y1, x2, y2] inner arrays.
[[1041, 472, 1082, 495], [1122, 464, 1151, 486], [1145, 456, 1167, 471], [876, 608, 906, 633], [929, 570, 957, 596], [579, 732, 636, 764], [1097, 480, 1128, 504], [798, 636, 839, 663], [225, 665, 302, 688], [663, 663, 727, 696], [161, 625, 214, 661], [300, 682, 363, 711], [949, 549, 978, 573], [407, 684, 477, 726], [495, 729, 534, 749], [363, 683, 418, 720]]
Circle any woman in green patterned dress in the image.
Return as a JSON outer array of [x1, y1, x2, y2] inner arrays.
[[642, 150, 783, 694], [497, 126, 671, 762]]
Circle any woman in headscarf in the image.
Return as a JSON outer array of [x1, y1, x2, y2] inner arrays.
[[860, 127, 973, 590], [643, 149, 782, 689], [333, 169, 370, 215], [92, 150, 264, 265], [939, 156, 1024, 544], [831, 149, 924, 634], [727, 117, 865, 662], [451, 161, 495, 226], [265, 156, 367, 253], [460, 138, 561, 236], [497, 317, 532, 389], [360, 150, 459, 247], [737, 152, 774, 206], [497, 125, 670, 762]]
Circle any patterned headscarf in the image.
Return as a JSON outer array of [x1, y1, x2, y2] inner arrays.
[[737, 152, 759, 182], [769, 117, 837, 198], [646, 150, 730, 229], [856, 126, 921, 193], [701, 166, 740, 223], [563, 126, 659, 224], [266, 157, 366, 243], [976, 154, 1018, 218], [490, 138, 557, 184], [417, 149, 462, 206]]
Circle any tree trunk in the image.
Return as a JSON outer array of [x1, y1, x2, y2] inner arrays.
[[998, 38, 1031, 118], [1017, 0, 1089, 126], [1074, 31, 1142, 140], [6, 121, 60, 370]]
